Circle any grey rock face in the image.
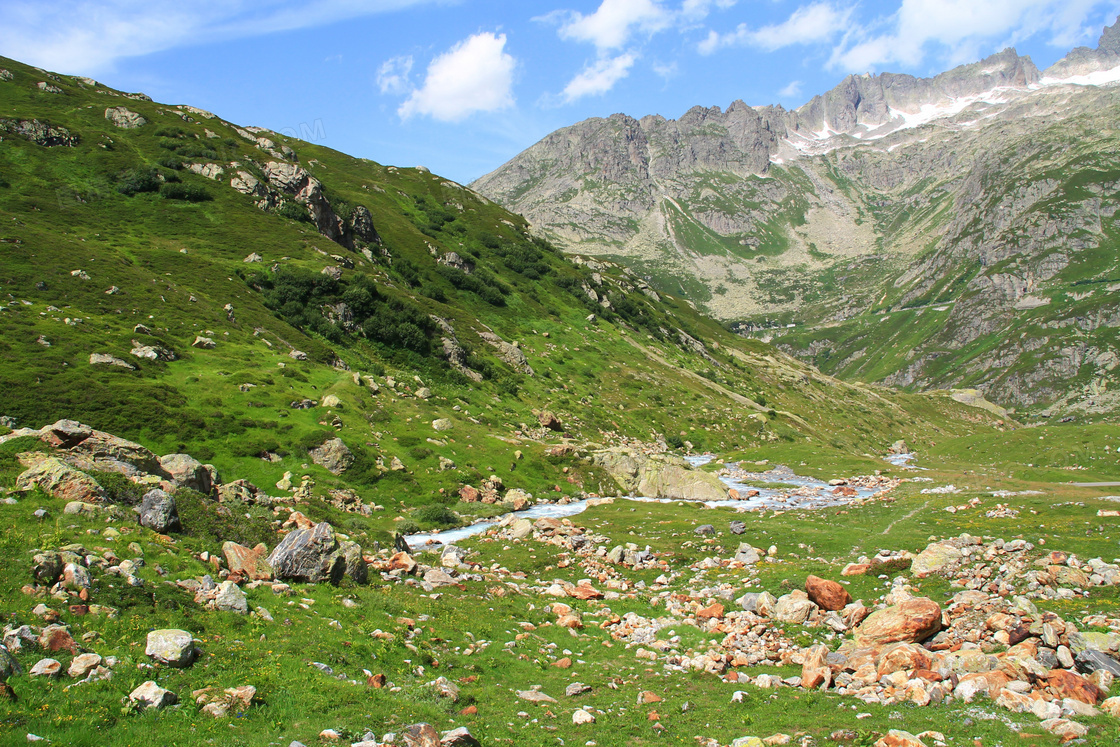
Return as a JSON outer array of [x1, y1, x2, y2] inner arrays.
[[139, 489, 179, 533], [267, 521, 365, 585], [160, 454, 213, 494], [104, 107, 146, 129], [0, 118, 78, 146], [308, 437, 354, 475], [145, 629, 196, 667]]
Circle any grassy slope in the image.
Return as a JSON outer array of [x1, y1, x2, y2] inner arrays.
[[6, 56, 1118, 747]]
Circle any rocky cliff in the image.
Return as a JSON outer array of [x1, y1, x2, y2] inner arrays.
[[472, 18, 1120, 415]]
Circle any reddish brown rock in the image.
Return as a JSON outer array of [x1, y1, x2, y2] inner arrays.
[[458, 485, 480, 503], [368, 673, 387, 688], [696, 603, 725, 620], [568, 584, 602, 600], [831, 486, 858, 497], [639, 691, 662, 704], [552, 657, 572, 669], [222, 542, 273, 581], [854, 598, 942, 648], [801, 644, 832, 690], [39, 626, 78, 654], [387, 552, 417, 574], [1047, 669, 1102, 704], [805, 575, 851, 611], [538, 411, 563, 431], [15, 457, 106, 503], [281, 511, 315, 531], [874, 731, 927, 747], [842, 563, 871, 576], [876, 643, 933, 676]]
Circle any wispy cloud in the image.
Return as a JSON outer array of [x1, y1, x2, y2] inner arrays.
[[399, 32, 516, 122], [699, 2, 853, 54], [556, 0, 674, 51], [0, 0, 440, 73], [778, 79, 803, 98], [377, 55, 413, 95], [562, 53, 638, 101], [829, 0, 1110, 72]]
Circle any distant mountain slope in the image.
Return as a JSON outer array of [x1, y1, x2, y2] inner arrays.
[[0, 55, 1000, 523], [471, 18, 1120, 417]]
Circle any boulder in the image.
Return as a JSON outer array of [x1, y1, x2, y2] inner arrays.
[[15, 457, 106, 503], [911, 543, 963, 577], [538, 411, 563, 431], [308, 438, 354, 475], [873, 731, 927, 747], [139, 488, 179, 533], [213, 580, 249, 614], [222, 542, 273, 580], [267, 521, 364, 585], [773, 591, 816, 624], [854, 598, 942, 647], [402, 723, 441, 747], [89, 352, 136, 369], [734, 543, 760, 564], [39, 419, 92, 448], [29, 658, 62, 678], [105, 107, 146, 129], [194, 684, 256, 717], [1047, 669, 1102, 704], [31, 551, 63, 584], [593, 447, 728, 501], [805, 575, 851, 611], [67, 653, 102, 679], [145, 629, 196, 667], [440, 727, 480, 747], [192, 336, 216, 349], [160, 453, 213, 494], [129, 680, 177, 710], [61, 562, 90, 590]]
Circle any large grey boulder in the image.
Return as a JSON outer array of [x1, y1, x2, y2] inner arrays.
[[159, 453, 213, 494], [145, 629, 196, 667], [105, 107, 146, 129], [139, 488, 179, 533], [593, 448, 727, 501], [213, 580, 249, 614], [267, 522, 365, 585], [308, 437, 354, 475]]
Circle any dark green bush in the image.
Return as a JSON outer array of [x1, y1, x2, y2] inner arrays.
[[175, 488, 275, 548], [413, 504, 459, 527], [117, 166, 161, 195], [160, 183, 212, 201]]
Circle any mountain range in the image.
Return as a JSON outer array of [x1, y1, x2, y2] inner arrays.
[[472, 17, 1120, 416]]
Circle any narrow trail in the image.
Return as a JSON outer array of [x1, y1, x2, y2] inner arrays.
[[882, 500, 929, 535]]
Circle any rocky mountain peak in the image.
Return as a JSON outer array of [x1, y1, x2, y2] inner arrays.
[[1098, 15, 1120, 54], [1044, 15, 1120, 78]]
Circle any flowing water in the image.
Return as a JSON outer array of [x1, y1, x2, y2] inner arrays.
[[405, 454, 891, 548]]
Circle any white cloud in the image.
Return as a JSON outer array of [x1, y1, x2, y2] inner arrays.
[[399, 32, 516, 122], [0, 0, 438, 74], [699, 2, 852, 54], [830, 0, 1111, 72], [377, 55, 413, 95], [778, 79, 803, 98], [680, 0, 738, 22], [562, 52, 637, 100], [559, 0, 673, 51]]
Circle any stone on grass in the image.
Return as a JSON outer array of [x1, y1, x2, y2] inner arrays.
[[267, 521, 365, 585], [68, 653, 102, 679], [516, 689, 557, 703], [129, 680, 177, 710], [1040, 718, 1088, 740], [139, 489, 179, 533], [30, 658, 61, 678], [440, 726, 481, 746], [308, 438, 354, 475], [873, 731, 927, 747], [854, 598, 942, 647], [572, 708, 595, 724], [805, 575, 851, 611], [401, 723, 440, 747], [222, 541, 273, 580], [15, 457, 105, 503], [145, 629, 196, 667], [159, 454, 213, 494], [213, 580, 249, 614]]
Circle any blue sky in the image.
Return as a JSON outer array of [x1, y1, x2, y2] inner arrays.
[[3, 1, 1120, 183]]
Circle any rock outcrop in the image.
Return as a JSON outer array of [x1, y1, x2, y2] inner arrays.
[[267, 521, 366, 585]]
